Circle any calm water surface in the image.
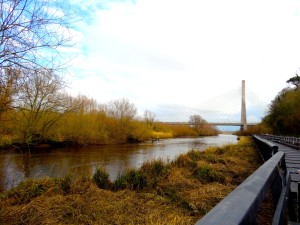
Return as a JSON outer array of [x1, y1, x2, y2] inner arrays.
[[0, 134, 237, 192]]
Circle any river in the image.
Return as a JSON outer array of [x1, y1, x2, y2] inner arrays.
[[0, 134, 237, 192]]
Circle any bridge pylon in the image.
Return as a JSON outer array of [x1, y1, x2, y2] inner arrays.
[[241, 80, 247, 131]]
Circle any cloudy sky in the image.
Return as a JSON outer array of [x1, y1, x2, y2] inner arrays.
[[63, 0, 300, 122]]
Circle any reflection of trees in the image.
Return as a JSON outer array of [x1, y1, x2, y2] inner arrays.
[[0, 153, 28, 192], [0, 154, 10, 192], [22, 153, 33, 178], [0, 142, 181, 191]]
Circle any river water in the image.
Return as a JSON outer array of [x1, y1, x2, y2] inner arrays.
[[0, 134, 237, 192]]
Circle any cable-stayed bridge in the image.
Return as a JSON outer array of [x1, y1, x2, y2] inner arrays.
[[159, 80, 266, 131]]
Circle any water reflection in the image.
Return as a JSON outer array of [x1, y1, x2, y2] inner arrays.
[[0, 134, 237, 192]]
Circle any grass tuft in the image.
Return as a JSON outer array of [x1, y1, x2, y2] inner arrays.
[[112, 173, 127, 191], [93, 167, 111, 189], [193, 164, 225, 184], [125, 169, 147, 190], [141, 159, 169, 177], [173, 154, 190, 167], [112, 169, 147, 191], [187, 149, 203, 161], [60, 175, 72, 194]]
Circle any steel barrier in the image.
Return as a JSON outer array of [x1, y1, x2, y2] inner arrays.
[[195, 136, 290, 225]]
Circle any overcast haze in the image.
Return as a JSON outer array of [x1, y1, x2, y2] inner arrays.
[[64, 0, 300, 122]]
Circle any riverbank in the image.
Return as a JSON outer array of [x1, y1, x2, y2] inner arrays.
[[0, 137, 262, 225]]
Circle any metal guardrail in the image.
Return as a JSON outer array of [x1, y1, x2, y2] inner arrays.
[[195, 136, 290, 225], [260, 134, 300, 150]]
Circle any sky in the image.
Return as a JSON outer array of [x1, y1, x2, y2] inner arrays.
[[62, 0, 300, 123]]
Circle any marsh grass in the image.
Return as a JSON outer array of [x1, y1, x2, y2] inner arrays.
[[93, 167, 111, 189], [112, 169, 147, 191], [0, 137, 262, 225], [192, 163, 225, 183], [2, 179, 53, 205]]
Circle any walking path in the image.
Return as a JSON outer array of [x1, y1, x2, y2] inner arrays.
[[261, 139, 300, 193]]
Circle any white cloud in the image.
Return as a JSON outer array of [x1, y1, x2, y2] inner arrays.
[[66, 0, 300, 122]]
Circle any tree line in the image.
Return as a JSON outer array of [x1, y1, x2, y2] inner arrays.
[[0, 67, 218, 146], [260, 74, 300, 136]]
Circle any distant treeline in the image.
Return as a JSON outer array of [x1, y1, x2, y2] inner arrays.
[[0, 69, 218, 147]]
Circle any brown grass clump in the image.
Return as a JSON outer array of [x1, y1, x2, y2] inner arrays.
[[0, 137, 262, 225]]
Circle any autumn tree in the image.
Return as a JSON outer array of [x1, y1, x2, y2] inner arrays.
[[15, 69, 80, 143], [263, 87, 300, 135]]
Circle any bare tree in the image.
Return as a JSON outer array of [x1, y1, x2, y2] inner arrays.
[[0, 0, 73, 71], [15, 69, 80, 143], [143, 110, 156, 125], [108, 98, 137, 122], [189, 115, 207, 134]]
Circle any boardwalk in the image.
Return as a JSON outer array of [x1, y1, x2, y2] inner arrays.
[[259, 135, 300, 194]]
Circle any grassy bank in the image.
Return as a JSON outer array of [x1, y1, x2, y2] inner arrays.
[[0, 137, 262, 225]]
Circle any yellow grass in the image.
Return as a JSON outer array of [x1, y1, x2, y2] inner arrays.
[[0, 137, 262, 225], [151, 131, 173, 139]]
